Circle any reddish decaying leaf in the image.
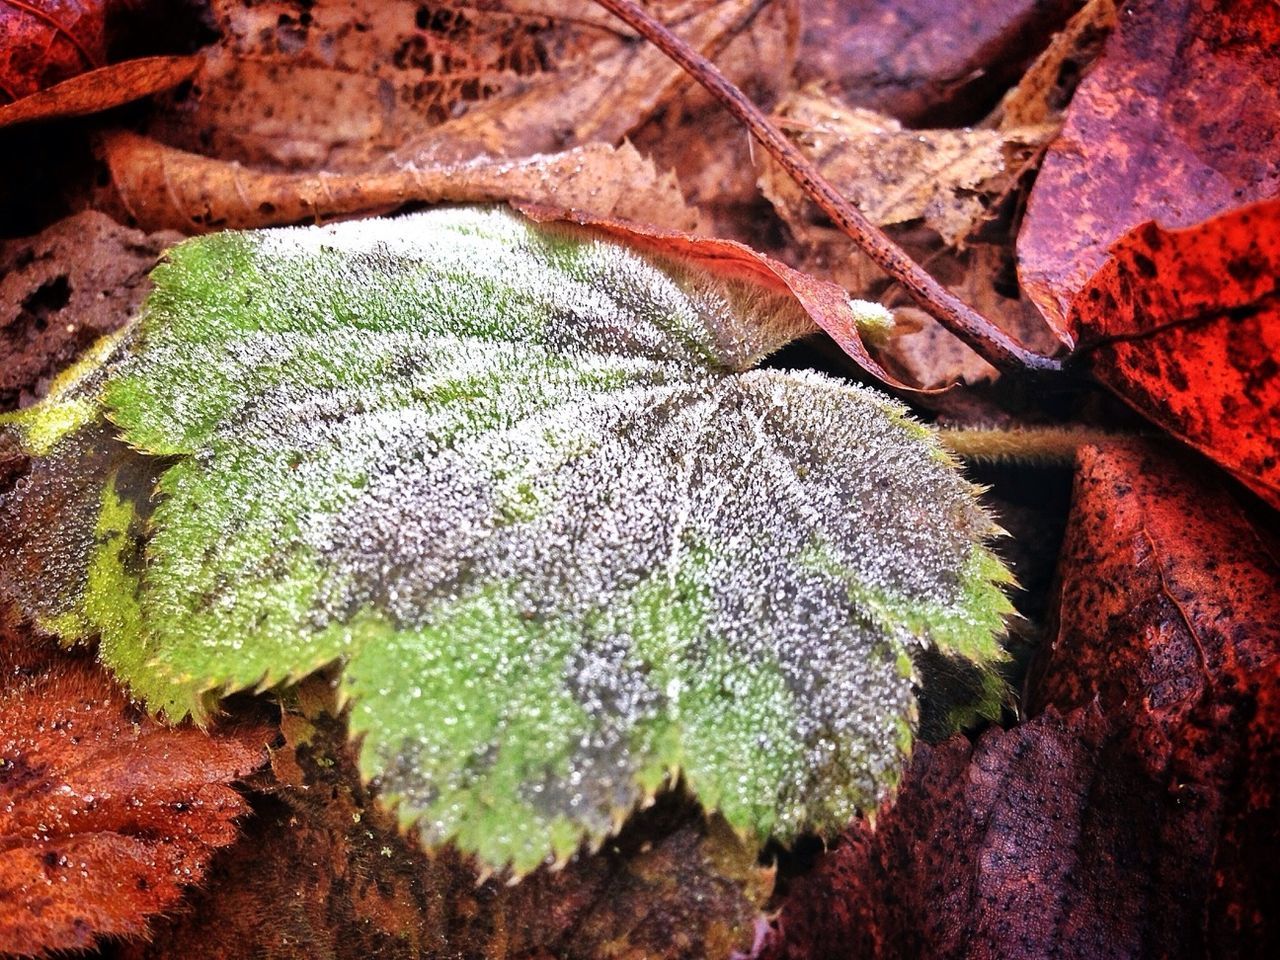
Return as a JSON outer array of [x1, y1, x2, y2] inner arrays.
[[0, 54, 200, 129], [0, 642, 272, 957], [516, 203, 930, 394], [794, 0, 1081, 125], [1017, 0, 1280, 340], [1070, 199, 1280, 509], [760, 441, 1280, 959], [0, 0, 107, 104]]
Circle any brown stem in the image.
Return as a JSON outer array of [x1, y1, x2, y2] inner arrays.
[[591, 0, 1063, 375]]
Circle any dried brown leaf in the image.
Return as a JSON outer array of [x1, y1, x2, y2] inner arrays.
[[102, 130, 697, 233], [0, 640, 271, 958]]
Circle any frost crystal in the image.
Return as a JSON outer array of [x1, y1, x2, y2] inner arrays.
[[0, 207, 1011, 874]]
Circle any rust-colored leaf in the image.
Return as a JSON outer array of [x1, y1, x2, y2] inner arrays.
[[0, 0, 107, 105], [0, 54, 199, 129], [1017, 0, 1280, 340], [760, 441, 1280, 959], [794, 0, 1082, 125], [101, 130, 697, 234], [517, 201, 926, 393], [121, 688, 773, 960], [0, 210, 180, 411], [0, 638, 272, 957], [1069, 199, 1280, 509]]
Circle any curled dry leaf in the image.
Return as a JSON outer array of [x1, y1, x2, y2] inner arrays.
[[0, 55, 200, 129], [1070, 199, 1280, 509], [121, 689, 773, 960], [1017, 0, 1280, 340], [762, 441, 1280, 959], [794, 0, 1082, 125], [0, 639, 272, 957], [0, 210, 181, 411], [102, 130, 698, 234]]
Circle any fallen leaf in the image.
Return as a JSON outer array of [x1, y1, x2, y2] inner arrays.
[[121, 688, 773, 960], [101, 130, 698, 233], [761, 90, 1054, 248], [761, 440, 1280, 958], [986, 0, 1116, 130], [0, 54, 199, 129], [794, 0, 1083, 125], [0, 636, 272, 957], [754, 92, 1060, 386], [137, 0, 768, 173], [0, 0, 107, 104], [1029, 439, 1280, 781], [1017, 0, 1280, 340], [0, 210, 181, 411], [0, 206, 1012, 876], [1068, 199, 1280, 509]]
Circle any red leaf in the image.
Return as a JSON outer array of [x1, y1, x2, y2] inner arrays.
[[1017, 0, 1280, 342], [0, 0, 108, 104], [1069, 200, 1280, 509], [515, 202, 930, 394], [0, 636, 272, 957]]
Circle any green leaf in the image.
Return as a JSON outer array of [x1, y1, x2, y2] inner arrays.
[[0, 206, 1012, 874]]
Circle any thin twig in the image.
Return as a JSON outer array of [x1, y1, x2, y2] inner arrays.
[[591, 0, 1063, 375]]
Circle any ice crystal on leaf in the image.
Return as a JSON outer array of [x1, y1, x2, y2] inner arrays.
[[0, 207, 1012, 874]]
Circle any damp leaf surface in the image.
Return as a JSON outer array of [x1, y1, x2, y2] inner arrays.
[[0, 206, 1011, 874]]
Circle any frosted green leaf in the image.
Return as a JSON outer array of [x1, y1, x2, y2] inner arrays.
[[0, 206, 1012, 875]]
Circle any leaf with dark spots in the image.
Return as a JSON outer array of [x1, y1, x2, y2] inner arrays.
[[120, 685, 773, 960], [1018, 0, 1280, 340], [1067, 200, 1280, 509], [0, 636, 272, 958]]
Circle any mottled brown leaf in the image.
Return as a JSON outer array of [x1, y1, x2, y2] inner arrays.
[[1069, 200, 1280, 509], [794, 0, 1082, 125], [121, 687, 772, 960], [0, 210, 180, 411], [102, 130, 697, 234], [0, 638, 271, 958], [1018, 0, 1280, 340], [138, 0, 769, 173]]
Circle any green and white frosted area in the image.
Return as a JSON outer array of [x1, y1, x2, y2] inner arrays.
[[0, 207, 1011, 874]]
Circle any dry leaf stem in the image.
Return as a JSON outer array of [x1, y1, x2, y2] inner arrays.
[[592, 0, 1064, 376]]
